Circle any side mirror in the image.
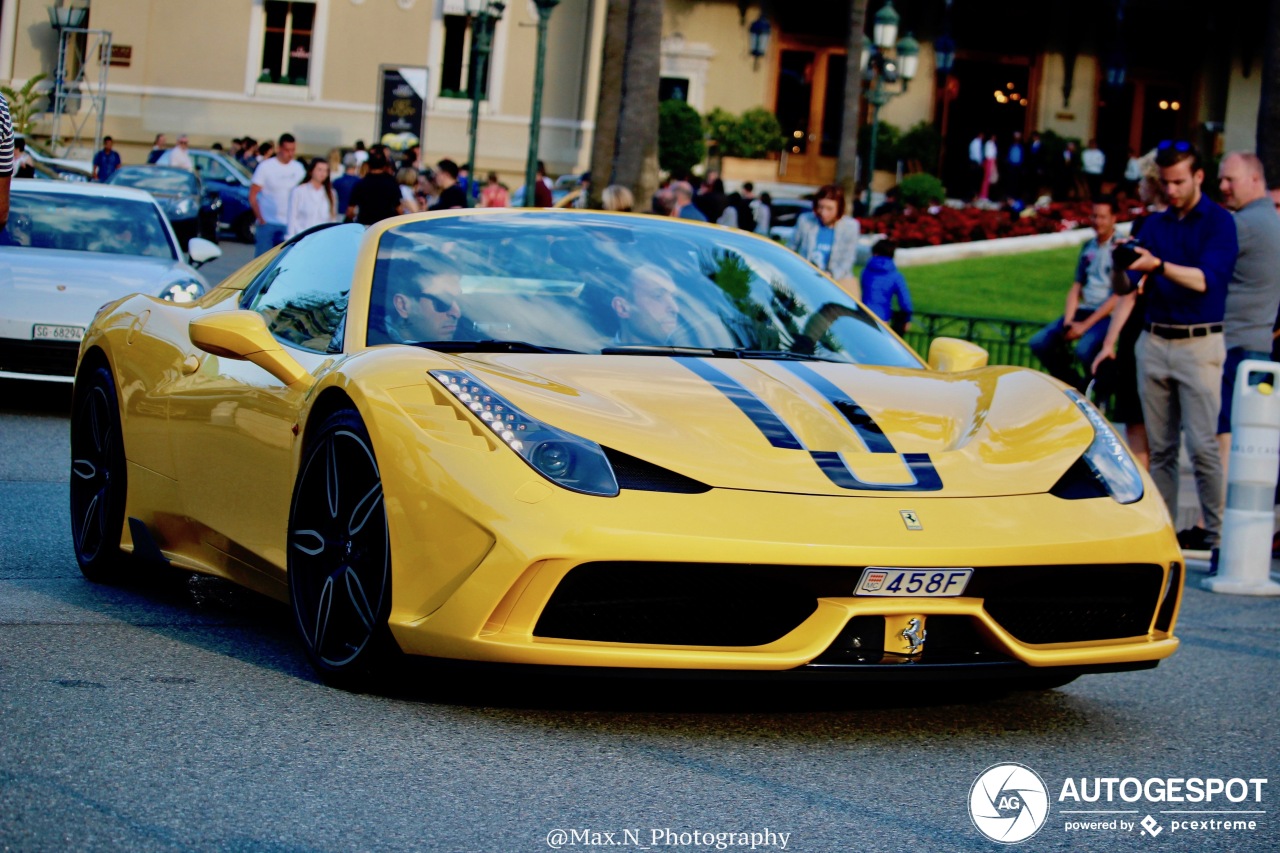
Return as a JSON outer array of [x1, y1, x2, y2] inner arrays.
[[187, 237, 222, 267], [927, 337, 989, 372], [189, 310, 314, 389]]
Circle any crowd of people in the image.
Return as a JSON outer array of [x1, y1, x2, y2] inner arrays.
[[966, 129, 1149, 208], [1029, 141, 1280, 568]]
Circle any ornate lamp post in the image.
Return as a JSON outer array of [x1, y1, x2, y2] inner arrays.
[[862, 1, 917, 208], [523, 0, 560, 206], [464, 0, 505, 203]]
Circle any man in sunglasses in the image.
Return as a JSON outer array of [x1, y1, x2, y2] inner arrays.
[[385, 270, 464, 343], [1095, 140, 1238, 558]]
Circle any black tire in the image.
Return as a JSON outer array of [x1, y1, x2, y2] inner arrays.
[[288, 408, 399, 689], [233, 212, 256, 243], [69, 363, 131, 583]]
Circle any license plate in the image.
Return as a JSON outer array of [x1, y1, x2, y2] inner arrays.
[[33, 324, 86, 342], [855, 567, 973, 597]]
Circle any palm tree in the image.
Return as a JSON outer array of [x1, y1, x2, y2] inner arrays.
[[1258, 0, 1280, 180], [835, 0, 869, 204], [587, 0, 662, 210]]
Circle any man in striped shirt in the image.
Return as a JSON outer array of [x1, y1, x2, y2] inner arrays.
[[0, 93, 13, 229]]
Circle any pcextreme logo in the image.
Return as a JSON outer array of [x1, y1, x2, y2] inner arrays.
[[969, 763, 1051, 844]]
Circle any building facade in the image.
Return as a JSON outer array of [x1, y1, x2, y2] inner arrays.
[[0, 0, 1268, 191]]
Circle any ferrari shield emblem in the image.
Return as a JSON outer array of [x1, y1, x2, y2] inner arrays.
[[900, 510, 922, 530]]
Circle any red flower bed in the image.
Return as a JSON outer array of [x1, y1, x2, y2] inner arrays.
[[858, 202, 1126, 249]]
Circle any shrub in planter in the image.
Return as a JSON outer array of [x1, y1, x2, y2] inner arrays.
[[733, 108, 785, 158], [897, 173, 946, 207], [659, 99, 706, 176], [897, 121, 941, 173], [857, 121, 901, 179]]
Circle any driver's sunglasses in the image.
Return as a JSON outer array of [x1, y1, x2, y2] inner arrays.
[[418, 292, 459, 313]]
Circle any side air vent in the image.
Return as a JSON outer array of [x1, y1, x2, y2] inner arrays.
[[602, 447, 711, 494]]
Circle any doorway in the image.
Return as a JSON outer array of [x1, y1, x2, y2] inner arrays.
[[775, 44, 846, 186], [940, 57, 1031, 199]]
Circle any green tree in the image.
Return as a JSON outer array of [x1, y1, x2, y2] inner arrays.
[[1, 73, 49, 134], [835, 0, 870, 202], [587, 0, 662, 209], [658, 99, 705, 176]]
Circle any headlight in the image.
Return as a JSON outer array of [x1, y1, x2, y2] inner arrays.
[[431, 370, 619, 497], [172, 197, 196, 217], [160, 281, 205, 303], [1064, 389, 1144, 504]]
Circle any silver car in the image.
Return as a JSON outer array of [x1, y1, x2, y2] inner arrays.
[[0, 180, 220, 383]]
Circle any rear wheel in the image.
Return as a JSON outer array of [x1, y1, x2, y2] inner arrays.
[[288, 408, 398, 690], [69, 364, 131, 583]]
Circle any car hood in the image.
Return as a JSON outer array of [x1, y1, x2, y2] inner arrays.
[[0, 248, 201, 326], [423, 353, 1095, 498]]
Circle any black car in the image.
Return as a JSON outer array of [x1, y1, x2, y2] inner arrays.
[[107, 165, 221, 249]]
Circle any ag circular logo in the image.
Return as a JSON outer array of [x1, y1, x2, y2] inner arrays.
[[969, 763, 1050, 844]]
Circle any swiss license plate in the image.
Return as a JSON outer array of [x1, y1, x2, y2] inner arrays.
[[855, 567, 973, 597], [33, 324, 86, 342]]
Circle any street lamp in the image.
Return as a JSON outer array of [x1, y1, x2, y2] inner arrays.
[[523, 0, 560, 207], [464, 0, 505, 204], [862, 1, 916, 208], [748, 14, 771, 71]]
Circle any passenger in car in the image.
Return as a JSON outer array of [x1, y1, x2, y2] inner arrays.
[[610, 265, 680, 345]]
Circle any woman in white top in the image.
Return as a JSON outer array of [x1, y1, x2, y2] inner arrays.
[[286, 158, 336, 239]]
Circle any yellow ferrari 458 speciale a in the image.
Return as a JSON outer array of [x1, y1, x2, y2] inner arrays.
[[70, 210, 1182, 690]]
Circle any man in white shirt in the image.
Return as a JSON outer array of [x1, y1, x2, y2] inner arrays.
[[1082, 139, 1106, 200], [165, 135, 194, 171], [250, 133, 305, 256], [968, 132, 985, 200]]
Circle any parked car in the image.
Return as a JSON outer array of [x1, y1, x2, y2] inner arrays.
[[160, 147, 255, 242], [14, 133, 93, 181], [70, 208, 1180, 692], [0, 180, 219, 382], [767, 197, 815, 244], [107, 165, 221, 249]]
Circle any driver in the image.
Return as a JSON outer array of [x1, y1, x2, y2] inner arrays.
[[385, 269, 463, 343], [611, 265, 680, 345]]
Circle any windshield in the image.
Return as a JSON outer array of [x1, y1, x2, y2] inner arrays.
[[367, 212, 920, 367], [110, 167, 198, 195], [1, 190, 178, 259]]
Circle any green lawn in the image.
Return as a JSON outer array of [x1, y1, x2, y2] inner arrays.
[[871, 246, 1080, 324]]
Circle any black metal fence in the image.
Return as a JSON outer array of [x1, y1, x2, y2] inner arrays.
[[900, 311, 1044, 369]]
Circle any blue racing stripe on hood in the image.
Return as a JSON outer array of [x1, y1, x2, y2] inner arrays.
[[677, 358, 804, 450], [780, 361, 896, 453]]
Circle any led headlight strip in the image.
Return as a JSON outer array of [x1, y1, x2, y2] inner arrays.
[[429, 370, 619, 497], [1065, 389, 1144, 504]]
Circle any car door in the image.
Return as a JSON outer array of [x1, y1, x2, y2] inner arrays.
[[163, 225, 365, 576]]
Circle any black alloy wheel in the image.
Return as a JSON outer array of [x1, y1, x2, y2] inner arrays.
[[69, 363, 130, 583], [288, 408, 397, 689]]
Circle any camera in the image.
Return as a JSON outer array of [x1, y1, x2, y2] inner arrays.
[[1112, 240, 1142, 270]]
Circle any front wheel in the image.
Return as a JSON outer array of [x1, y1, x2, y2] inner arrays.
[[288, 408, 399, 690], [69, 363, 131, 583]]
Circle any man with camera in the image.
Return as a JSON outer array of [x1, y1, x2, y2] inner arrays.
[[1094, 141, 1238, 556], [1028, 197, 1121, 390]]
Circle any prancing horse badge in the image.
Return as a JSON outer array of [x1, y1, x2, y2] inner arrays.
[[900, 510, 922, 530]]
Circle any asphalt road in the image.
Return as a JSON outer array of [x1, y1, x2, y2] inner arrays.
[[1, 363, 1278, 851]]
